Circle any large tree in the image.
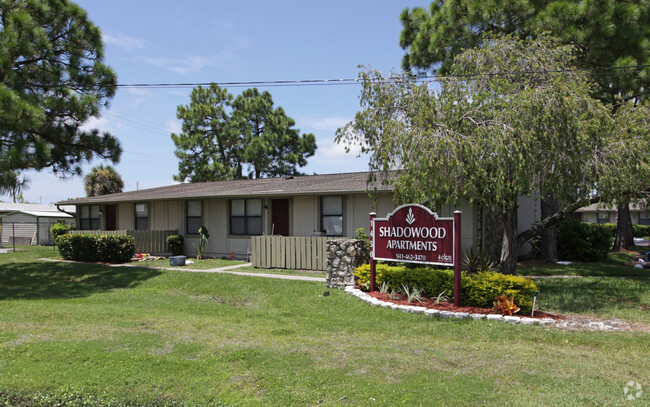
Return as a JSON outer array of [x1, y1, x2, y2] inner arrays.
[[84, 164, 123, 197], [0, 0, 121, 178], [337, 36, 645, 275], [399, 0, 650, 251], [172, 84, 316, 182]]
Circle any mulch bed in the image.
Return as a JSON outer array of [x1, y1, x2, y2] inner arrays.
[[365, 291, 564, 320]]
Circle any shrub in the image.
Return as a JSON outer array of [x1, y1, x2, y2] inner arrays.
[[462, 246, 497, 275], [599, 223, 617, 238], [49, 223, 73, 241], [192, 226, 209, 259], [167, 234, 184, 256], [633, 224, 650, 238], [557, 218, 612, 262], [353, 263, 538, 313], [464, 271, 537, 313], [55, 234, 135, 263]]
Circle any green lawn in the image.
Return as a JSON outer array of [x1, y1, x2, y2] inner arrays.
[[139, 256, 246, 270], [518, 249, 650, 324], [0, 246, 648, 406]]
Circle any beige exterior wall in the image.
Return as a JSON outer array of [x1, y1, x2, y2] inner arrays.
[[1, 213, 74, 245], [580, 210, 648, 226], [72, 192, 556, 259], [292, 196, 318, 236], [117, 202, 134, 230], [1, 213, 37, 245]]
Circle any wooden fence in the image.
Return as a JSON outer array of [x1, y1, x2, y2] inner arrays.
[[251, 236, 332, 271], [69, 230, 177, 255]]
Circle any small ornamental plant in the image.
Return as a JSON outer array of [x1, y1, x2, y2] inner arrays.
[[192, 225, 209, 259], [493, 295, 521, 316]]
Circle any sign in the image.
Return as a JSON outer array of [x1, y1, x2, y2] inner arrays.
[[369, 204, 462, 306], [372, 204, 455, 266]]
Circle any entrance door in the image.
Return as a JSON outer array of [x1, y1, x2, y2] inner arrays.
[[105, 205, 117, 230], [271, 199, 289, 236]]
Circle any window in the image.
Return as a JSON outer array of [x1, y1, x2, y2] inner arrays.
[[321, 196, 343, 236], [186, 200, 202, 234], [597, 212, 610, 224], [640, 212, 650, 226], [230, 199, 262, 235], [79, 205, 100, 230], [135, 203, 149, 230]]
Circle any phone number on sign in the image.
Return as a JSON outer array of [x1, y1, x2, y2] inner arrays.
[[395, 253, 427, 262]]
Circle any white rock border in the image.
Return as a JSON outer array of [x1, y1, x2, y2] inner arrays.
[[344, 286, 556, 327]]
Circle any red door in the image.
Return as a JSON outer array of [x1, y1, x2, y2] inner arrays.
[[272, 199, 289, 236], [105, 205, 117, 230]]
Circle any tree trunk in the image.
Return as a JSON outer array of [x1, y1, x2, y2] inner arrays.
[[500, 206, 519, 275], [540, 194, 559, 262], [613, 201, 634, 250]]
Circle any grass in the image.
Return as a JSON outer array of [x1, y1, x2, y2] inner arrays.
[[139, 257, 245, 270], [0, 246, 648, 406], [38, 245, 326, 278], [518, 249, 650, 324]]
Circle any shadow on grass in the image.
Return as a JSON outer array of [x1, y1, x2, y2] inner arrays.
[[518, 261, 650, 278], [535, 276, 650, 314], [0, 261, 162, 300]]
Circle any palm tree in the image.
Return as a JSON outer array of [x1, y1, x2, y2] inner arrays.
[[0, 171, 30, 202], [84, 164, 124, 197]]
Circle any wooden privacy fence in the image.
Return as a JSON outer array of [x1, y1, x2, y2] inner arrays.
[[251, 236, 331, 271], [69, 230, 177, 255]]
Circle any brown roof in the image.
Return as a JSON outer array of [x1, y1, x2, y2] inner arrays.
[[59, 171, 393, 205], [576, 202, 648, 213]]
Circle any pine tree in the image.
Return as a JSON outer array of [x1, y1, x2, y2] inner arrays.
[[0, 0, 121, 177]]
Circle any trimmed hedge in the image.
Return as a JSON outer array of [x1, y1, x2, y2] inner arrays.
[[49, 223, 73, 241], [601, 223, 650, 238], [55, 234, 135, 263], [353, 263, 538, 313], [633, 224, 650, 238], [557, 218, 611, 262], [532, 221, 649, 260], [167, 234, 184, 256]]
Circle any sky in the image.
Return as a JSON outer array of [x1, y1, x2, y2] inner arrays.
[[8, 0, 430, 204]]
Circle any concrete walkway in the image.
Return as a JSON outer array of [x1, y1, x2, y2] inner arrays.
[[40, 258, 326, 282], [160, 262, 326, 282]]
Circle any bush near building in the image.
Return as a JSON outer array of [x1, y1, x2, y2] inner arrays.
[[55, 234, 135, 263]]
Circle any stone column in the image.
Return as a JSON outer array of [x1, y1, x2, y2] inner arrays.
[[326, 238, 368, 289]]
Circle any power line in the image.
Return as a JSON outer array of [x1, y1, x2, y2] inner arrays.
[[6, 63, 649, 90], [110, 64, 650, 88]]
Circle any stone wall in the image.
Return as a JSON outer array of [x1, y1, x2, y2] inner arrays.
[[326, 238, 367, 289]]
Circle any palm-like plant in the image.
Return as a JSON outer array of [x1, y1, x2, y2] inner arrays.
[[0, 171, 30, 202], [84, 164, 124, 197]]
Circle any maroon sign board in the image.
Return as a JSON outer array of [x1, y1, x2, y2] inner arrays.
[[372, 204, 455, 266], [370, 204, 462, 305]]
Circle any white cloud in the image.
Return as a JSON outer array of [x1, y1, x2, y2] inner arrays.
[[80, 116, 114, 133], [126, 88, 156, 108], [140, 29, 250, 76], [318, 139, 364, 159], [141, 55, 216, 75], [103, 33, 146, 51], [166, 119, 182, 134], [298, 115, 350, 131]]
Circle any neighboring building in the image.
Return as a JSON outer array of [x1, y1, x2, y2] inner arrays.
[[576, 203, 650, 226], [0, 203, 75, 246], [57, 172, 539, 259]]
